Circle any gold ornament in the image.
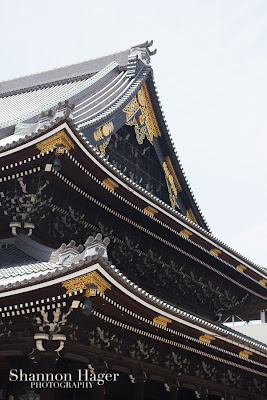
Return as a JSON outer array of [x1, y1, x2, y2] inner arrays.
[[123, 83, 161, 145], [236, 264, 247, 272], [144, 206, 158, 217], [94, 121, 114, 141], [102, 121, 114, 137], [153, 315, 172, 327], [136, 115, 146, 125], [180, 229, 193, 239], [186, 209, 198, 225], [62, 271, 111, 295], [36, 130, 75, 154], [162, 157, 182, 209], [239, 350, 253, 359], [102, 178, 119, 191], [210, 249, 222, 256], [199, 334, 215, 344], [137, 90, 145, 106]]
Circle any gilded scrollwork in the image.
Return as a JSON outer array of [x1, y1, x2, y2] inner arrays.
[[126, 117, 147, 145], [186, 208, 198, 225], [94, 121, 114, 142], [162, 157, 182, 209], [123, 97, 140, 123], [94, 121, 114, 155], [123, 83, 161, 145], [96, 137, 111, 156]]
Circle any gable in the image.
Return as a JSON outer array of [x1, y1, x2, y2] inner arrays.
[[83, 81, 206, 229]]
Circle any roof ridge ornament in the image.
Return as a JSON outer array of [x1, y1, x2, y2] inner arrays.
[[56, 240, 84, 265], [35, 100, 75, 133], [131, 40, 157, 56], [127, 40, 156, 78], [84, 233, 110, 259], [54, 100, 75, 121], [36, 109, 53, 131], [55, 233, 110, 266]]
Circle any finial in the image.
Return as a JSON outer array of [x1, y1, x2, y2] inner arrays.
[[131, 40, 157, 56]]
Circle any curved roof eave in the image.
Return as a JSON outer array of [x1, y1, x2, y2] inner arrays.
[[0, 247, 266, 357], [0, 61, 121, 131], [145, 73, 210, 232], [0, 118, 266, 280]]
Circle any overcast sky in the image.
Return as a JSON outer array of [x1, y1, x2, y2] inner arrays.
[[1, 0, 266, 268]]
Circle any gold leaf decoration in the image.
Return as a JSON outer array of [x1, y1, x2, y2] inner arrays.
[[186, 209, 198, 225], [123, 83, 161, 145], [153, 315, 172, 327], [96, 137, 111, 156], [36, 130, 75, 154], [162, 157, 182, 209], [180, 229, 193, 239], [94, 121, 114, 142], [236, 264, 247, 272], [144, 206, 158, 217], [102, 178, 119, 191], [62, 271, 111, 295], [239, 350, 252, 359], [210, 249, 222, 257], [199, 334, 215, 344]]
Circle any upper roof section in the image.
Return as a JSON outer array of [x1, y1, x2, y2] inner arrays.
[[0, 50, 130, 96], [0, 40, 209, 230]]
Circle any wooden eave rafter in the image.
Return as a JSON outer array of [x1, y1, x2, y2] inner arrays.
[[0, 122, 267, 298]]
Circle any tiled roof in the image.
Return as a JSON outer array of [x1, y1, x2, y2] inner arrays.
[[0, 244, 58, 286], [0, 49, 129, 96], [0, 43, 210, 240], [0, 236, 266, 354], [0, 245, 36, 267], [0, 62, 121, 130]]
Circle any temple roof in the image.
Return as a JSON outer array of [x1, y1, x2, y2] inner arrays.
[[0, 61, 129, 130], [0, 41, 210, 231], [0, 234, 266, 362], [0, 50, 129, 96]]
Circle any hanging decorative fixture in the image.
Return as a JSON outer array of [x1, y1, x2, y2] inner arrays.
[[52, 157, 61, 171], [83, 283, 97, 316], [83, 298, 93, 316]]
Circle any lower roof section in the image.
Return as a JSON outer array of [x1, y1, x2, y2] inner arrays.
[[0, 233, 266, 365]]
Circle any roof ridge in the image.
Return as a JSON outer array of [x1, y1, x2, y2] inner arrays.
[[0, 48, 130, 96]]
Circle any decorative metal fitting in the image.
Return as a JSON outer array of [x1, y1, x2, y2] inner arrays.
[[153, 315, 172, 327], [85, 283, 98, 297]]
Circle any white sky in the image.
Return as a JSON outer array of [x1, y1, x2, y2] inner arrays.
[[1, 0, 266, 268]]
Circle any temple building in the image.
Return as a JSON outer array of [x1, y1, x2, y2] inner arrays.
[[0, 41, 266, 400]]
